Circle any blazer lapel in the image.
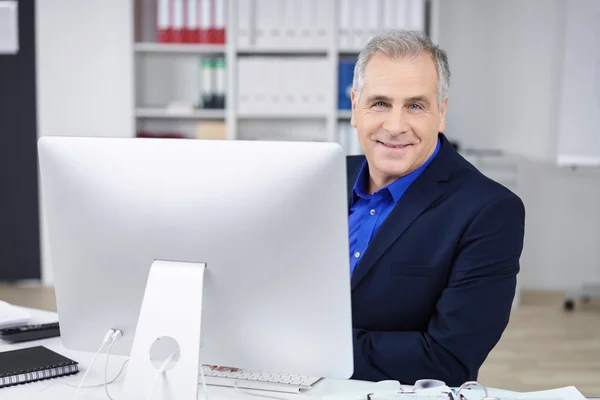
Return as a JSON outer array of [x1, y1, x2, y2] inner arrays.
[[347, 156, 365, 207], [350, 135, 454, 291]]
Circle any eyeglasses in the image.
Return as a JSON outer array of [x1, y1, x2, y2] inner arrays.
[[365, 380, 494, 400]]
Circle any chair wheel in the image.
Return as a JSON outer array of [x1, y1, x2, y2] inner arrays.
[[564, 299, 575, 311]]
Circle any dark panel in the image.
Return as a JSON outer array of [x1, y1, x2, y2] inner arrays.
[[0, 0, 41, 281]]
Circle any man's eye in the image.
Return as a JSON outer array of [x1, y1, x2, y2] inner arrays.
[[408, 103, 423, 111], [374, 102, 388, 108]]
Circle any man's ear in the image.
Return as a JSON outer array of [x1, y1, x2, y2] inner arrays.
[[438, 97, 448, 132], [350, 88, 357, 128]]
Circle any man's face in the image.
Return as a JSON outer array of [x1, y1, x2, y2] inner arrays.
[[351, 52, 448, 190]]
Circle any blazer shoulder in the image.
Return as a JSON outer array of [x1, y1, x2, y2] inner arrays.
[[450, 152, 524, 209]]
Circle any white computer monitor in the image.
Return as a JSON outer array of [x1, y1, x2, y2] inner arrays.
[[37, 136, 354, 380]]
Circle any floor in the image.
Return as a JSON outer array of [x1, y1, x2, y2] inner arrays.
[[477, 291, 600, 396], [1, 285, 599, 396]]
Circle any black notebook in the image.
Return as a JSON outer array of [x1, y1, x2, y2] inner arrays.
[[0, 346, 79, 388]]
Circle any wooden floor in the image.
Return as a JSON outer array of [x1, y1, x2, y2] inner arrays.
[[478, 292, 600, 396], [1, 286, 599, 396]]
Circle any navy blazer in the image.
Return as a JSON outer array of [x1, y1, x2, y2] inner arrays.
[[346, 133, 525, 387]]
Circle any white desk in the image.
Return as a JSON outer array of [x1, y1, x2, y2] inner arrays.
[[0, 308, 400, 400], [0, 309, 596, 400]]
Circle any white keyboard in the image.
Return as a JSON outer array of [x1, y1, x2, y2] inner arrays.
[[200, 366, 322, 393]]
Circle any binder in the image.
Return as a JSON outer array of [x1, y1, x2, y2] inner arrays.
[[283, 0, 297, 48], [237, 57, 252, 114], [208, 0, 216, 43], [297, 59, 329, 114], [237, 0, 252, 48], [184, 0, 198, 42], [278, 59, 292, 113], [338, 60, 355, 110], [315, 0, 331, 46], [157, 0, 172, 43], [199, 0, 211, 43], [383, 0, 397, 30], [337, 122, 349, 154], [200, 58, 215, 108], [214, 57, 226, 108], [348, 124, 363, 155], [172, 0, 184, 42], [351, 0, 365, 50], [199, 57, 225, 109], [337, 122, 362, 155], [263, 59, 279, 111], [299, 0, 314, 47], [339, 0, 352, 50], [397, 0, 409, 29], [0, 346, 79, 388], [408, 0, 425, 31], [364, 0, 380, 43], [213, 0, 226, 44], [255, 0, 278, 48]]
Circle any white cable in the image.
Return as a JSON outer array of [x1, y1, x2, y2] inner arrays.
[[62, 360, 129, 389], [145, 351, 177, 400], [199, 365, 210, 400], [72, 329, 115, 400], [104, 330, 123, 400], [34, 360, 128, 395], [233, 381, 289, 400]]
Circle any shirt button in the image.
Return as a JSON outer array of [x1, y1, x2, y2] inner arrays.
[[354, 252, 361, 258], [370, 209, 376, 215]]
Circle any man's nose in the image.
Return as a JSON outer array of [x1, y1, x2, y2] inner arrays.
[[382, 109, 409, 136]]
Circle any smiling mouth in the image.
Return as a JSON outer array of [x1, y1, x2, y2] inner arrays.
[[377, 141, 413, 149]]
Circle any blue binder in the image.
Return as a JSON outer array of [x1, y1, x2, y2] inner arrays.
[[338, 60, 356, 110]]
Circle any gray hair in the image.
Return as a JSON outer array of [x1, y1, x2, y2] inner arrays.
[[352, 30, 451, 110]]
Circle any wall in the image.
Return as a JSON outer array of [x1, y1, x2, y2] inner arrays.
[[437, 0, 600, 293], [437, 0, 565, 162], [555, 0, 600, 166], [36, 0, 135, 284]]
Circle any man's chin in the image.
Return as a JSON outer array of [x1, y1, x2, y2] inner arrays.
[[374, 160, 413, 179]]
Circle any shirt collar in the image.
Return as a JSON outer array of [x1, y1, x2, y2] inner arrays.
[[352, 138, 441, 204]]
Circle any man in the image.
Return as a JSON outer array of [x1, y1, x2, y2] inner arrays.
[[346, 30, 525, 386]]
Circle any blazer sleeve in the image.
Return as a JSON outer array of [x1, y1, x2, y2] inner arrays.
[[351, 192, 526, 387]]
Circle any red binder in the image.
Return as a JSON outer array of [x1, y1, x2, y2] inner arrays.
[[171, 0, 185, 43], [213, 0, 226, 44], [157, 0, 172, 43], [198, 0, 210, 43]]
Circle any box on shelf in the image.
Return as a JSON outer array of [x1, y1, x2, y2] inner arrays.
[[196, 121, 227, 140]]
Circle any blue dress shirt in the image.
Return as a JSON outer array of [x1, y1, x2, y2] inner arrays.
[[348, 139, 441, 275]]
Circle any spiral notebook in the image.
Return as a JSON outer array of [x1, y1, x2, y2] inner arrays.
[[0, 346, 79, 388]]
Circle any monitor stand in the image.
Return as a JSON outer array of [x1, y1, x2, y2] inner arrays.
[[122, 260, 206, 399]]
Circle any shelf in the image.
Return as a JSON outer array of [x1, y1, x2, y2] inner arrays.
[[338, 110, 352, 119], [134, 43, 333, 56], [237, 48, 329, 56], [135, 108, 225, 119], [134, 43, 226, 54], [238, 112, 328, 120], [339, 49, 362, 55]]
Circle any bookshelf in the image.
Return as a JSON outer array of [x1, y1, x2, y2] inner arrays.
[[134, 42, 226, 54], [135, 107, 226, 119], [133, 0, 432, 150]]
